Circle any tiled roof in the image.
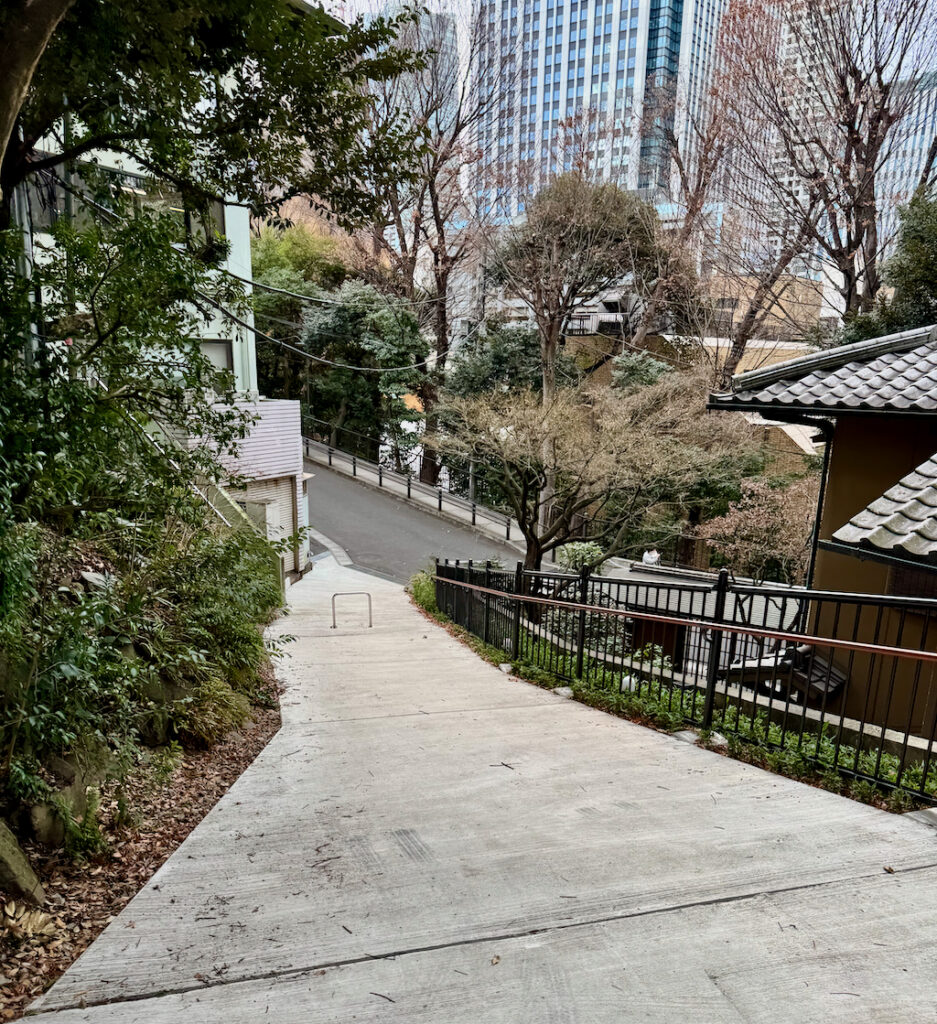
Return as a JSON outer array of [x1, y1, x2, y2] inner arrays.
[[832, 453, 937, 564], [708, 326, 937, 414]]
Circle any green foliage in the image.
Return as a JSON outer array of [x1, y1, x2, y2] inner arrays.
[[840, 191, 937, 343], [0, 202, 283, 831], [408, 571, 439, 616], [298, 281, 428, 456], [555, 542, 605, 575], [445, 320, 578, 398], [3, 0, 423, 228], [252, 238, 427, 463], [252, 225, 347, 290], [610, 351, 673, 392], [148, 742, 184, 789], [59, 788, 108, 861], [173, 675, 251, 747], [0, 197, 248, 530]]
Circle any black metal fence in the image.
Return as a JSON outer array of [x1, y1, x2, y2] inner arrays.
[[304, 437, 516, 540], [435, 559, 937, 804]]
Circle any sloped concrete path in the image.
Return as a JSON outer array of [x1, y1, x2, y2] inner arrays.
[[28, 559, 937, 1022]]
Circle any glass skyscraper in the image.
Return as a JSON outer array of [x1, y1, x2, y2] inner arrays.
[[473, 0, 727, 217]]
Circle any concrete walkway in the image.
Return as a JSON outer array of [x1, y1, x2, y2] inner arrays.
[[28, 559, 937, 1022]]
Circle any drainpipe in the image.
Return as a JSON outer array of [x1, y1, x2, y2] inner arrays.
[[805, 419, 834, 591]]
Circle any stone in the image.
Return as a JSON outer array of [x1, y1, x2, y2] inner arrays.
[[554, 686, 574, 698], [708, 732, 729, 750], [0, 819, 45, 906], [29, 755, 104, 846], [499, 663, 512, 674], [673, 729, 700, 744]]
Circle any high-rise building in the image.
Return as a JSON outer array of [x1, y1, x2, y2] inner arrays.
[[878, 72, 937, 253], [473, 0, 728, 218]]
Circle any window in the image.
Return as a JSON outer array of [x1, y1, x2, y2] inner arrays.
[[200, 339, 234, 388]]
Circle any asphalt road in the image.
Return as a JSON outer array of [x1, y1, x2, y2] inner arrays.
[[305, 461, 521, 582]]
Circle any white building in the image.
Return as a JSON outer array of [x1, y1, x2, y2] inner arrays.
[[18, 166, 309, 581]]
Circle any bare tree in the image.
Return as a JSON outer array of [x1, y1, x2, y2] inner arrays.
[[352, 3, 505, 481], [698, 475, 818, 584], [429, 374, 755, 571], [489, 174, 659, 404], [725, 0, 937, 318], [627, 53, 740, 352]]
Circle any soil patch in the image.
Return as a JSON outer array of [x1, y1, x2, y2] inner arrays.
[[0, 688, 281, 1020]]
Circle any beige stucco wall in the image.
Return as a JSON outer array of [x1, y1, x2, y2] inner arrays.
[[814, 415, 937, 596], [812, 414, 937, 730]]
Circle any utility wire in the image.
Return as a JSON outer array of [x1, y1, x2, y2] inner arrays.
[[223, 266, 433, 313], [195, 288, 434, 375], [43, 171, 432, 376]]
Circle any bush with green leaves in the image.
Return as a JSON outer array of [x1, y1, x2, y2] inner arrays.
[[0, 199, 283, 831], [610, 351, 673, 393], [408, 571, 439, 616], [555, 542, 605, 575]]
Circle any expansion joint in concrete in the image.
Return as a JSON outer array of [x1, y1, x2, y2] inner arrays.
[[34, 859, 937, 1016]]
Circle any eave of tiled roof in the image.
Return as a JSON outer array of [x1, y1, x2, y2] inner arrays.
[[831, 453, 937, 566], [707, 325, 937, 416]]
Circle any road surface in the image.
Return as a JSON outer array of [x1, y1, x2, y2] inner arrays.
[[305, 461, 520, 581]]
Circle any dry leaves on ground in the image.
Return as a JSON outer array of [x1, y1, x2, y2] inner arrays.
[[0, 695, 280, 1021]]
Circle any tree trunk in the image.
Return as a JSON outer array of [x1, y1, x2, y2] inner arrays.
[[721, 216, 814, 386], [329, 397, 348, 449], [538, 319, 560, 535], [418, 270, 451, 486], [523, 539, 542, 572], [0, 0, 76, 205], [540, 318, 559, 405], [630, 278, 666, 353]]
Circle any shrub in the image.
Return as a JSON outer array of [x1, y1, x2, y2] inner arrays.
[[173, 674, 251, 747], [555, 541, 605, 575], [409, 570, 438, 615]]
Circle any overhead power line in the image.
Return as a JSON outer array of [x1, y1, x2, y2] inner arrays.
[[223, 267, 433, 313], [196, 289, 433, 375], [42, 171, 431, 376]]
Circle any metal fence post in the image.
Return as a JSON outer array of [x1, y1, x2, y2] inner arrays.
[[512, 561, 523, 660], [471, 502, 476, 526], [702, 568, 730, 730], [434, 557, 440, 614], [467, 559, 474, 633], [505, 518, 511, 541], [483, 561, 491, 645], [352, 456, 357, 477], [575, 566, 591, 679], [438, 487, 443, 511], [328, 446, 333, 466], [378, 465, 383, 487], [407, 472, 412, 499]]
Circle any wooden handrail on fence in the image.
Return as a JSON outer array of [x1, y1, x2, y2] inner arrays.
[[434, 575, 937, 665]]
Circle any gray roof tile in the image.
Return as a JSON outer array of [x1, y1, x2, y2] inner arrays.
[[832, 453, 937, 564], [709, 326, 937, 414]]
